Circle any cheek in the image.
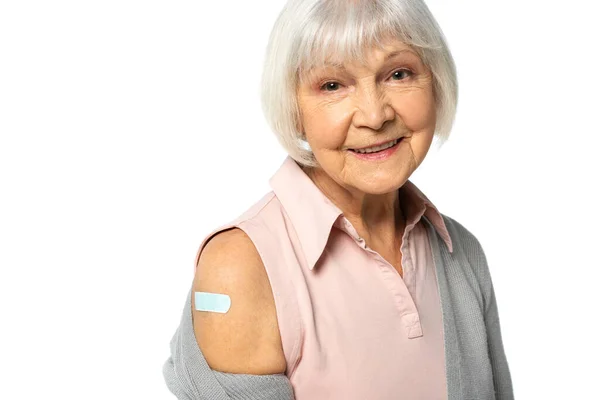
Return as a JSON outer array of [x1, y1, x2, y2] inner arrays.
[[395, 89, 436, 130], [304, 104, 351, 149]]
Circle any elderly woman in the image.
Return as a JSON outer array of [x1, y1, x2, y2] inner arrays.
[[163, 0, 514, 399]]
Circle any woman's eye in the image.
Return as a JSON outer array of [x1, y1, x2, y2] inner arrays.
[[391, 69, 413, 81], [321, 82, 340, 92], [319, 70, 412, 92]]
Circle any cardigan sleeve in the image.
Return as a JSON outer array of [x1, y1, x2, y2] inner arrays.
[[484, 273, 515, 400], [467, 234, 515, 400], [162, 286, 296, 400]]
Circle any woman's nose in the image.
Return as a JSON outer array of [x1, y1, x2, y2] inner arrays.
[[352, 87, 395, 131]]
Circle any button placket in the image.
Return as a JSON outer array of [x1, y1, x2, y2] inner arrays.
[[371, 249, 423, 339], [342, 216, 423, 337]]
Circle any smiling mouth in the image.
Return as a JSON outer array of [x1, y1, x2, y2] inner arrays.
[[349, 138, 402, 154]]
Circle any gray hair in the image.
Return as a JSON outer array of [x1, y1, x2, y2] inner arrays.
[[260, 0, 458, 168]]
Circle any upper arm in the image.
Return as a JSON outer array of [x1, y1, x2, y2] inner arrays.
[[459, 222, 514, 397], [192, 227, 287, 375]]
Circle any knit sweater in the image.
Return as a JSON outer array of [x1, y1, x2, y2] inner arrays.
[[163, 211, 514, 399]]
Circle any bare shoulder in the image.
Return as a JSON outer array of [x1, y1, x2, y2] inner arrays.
[[192, 227, 287, 375]]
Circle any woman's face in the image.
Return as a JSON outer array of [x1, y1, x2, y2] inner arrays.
[[296, 39, 437, 196]]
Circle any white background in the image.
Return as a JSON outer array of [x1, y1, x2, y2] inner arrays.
[[1, 1, 599, 398]]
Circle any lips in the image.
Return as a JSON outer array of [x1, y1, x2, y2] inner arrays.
[[349, 138, 401, 153]]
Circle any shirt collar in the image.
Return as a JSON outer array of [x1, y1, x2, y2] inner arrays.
[[269, 155, 453, 271]]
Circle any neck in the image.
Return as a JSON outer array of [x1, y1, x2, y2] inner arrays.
[[301, 165, 406, 248]]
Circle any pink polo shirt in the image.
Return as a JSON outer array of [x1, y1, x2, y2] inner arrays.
[[195, 155, 455, 399]]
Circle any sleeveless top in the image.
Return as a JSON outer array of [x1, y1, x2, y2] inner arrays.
[[193, 155, 455, 399]]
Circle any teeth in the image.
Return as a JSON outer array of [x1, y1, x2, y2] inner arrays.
[[353, 139, 399, 154]]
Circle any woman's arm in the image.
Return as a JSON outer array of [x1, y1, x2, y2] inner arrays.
[[163, 228, 295, 399], [192, 227, 288, 375], [162, 284, 295, 399], [468, 234, 515, 399], [483, 270, 514, 399]]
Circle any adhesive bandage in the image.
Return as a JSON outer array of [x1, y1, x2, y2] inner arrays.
[[194, 291, 231, 313]]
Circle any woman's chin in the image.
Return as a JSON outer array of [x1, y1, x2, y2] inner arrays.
[[353, 176, 406, 195]]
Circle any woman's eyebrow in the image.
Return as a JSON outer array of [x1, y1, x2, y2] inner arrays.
[[385, 49, 419, 60], [320, 48, 419, 69]]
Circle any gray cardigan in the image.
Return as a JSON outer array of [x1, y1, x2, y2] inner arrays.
[[163, 214, 514, 399]]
